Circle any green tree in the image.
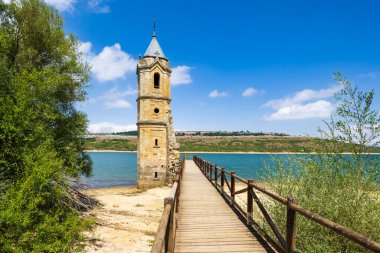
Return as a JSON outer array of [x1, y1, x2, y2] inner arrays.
[[0, 0, 93, 251], [263, 73, 380, 252]]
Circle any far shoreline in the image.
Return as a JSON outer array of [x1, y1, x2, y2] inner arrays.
[[85, 149, 136, 153], [85, 150, 380, 155]]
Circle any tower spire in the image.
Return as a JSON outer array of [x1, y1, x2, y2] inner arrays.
[[153, 17, 156, 37], [144, 17, 166, 59]]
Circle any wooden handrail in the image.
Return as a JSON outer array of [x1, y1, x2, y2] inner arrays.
[[249, 188, 286, 248], [151, 157, 185, 253], [193, 155, 380, 253], [234, 174, 248, 184], [150, 199, 173, 253]]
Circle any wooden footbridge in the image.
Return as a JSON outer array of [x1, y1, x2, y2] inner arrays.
[[151, 156, 380, 253]]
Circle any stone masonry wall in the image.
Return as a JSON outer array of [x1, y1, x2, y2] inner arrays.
[[166, 109, 180, 184]]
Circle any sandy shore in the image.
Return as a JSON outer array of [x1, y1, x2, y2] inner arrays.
[[84, 186, 171, 253]]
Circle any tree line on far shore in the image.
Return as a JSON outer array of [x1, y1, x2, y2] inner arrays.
[[111, 130, 289, 137]]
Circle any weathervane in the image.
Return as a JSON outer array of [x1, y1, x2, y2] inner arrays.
[[153, 17, 156, 37]]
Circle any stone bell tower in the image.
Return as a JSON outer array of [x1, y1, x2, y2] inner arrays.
[[136, 23, 177, 188]]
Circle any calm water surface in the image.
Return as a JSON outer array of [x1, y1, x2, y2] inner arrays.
[[83, 152, 293, 188], [81, 152, 137, 188], [82, 152, 380, 188]]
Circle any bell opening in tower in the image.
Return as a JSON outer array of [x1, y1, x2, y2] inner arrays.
[[154, 73, 160, 88]]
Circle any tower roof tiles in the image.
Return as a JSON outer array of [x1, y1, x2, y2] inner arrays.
[[144, 36, 166, 59]]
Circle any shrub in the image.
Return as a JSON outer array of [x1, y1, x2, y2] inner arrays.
[[263, 73, 380, 252], [0, 1, 93, 252]]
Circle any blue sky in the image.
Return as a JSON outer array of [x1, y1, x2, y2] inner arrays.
[[41, 0, 380, 135]]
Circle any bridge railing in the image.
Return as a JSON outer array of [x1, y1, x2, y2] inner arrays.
[[193, 155, 380, 253], [151, 157, 185, 253]]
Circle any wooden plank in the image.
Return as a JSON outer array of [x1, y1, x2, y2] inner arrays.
[[173, 160, 274, 253]]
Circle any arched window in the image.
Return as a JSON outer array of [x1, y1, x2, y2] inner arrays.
[[154, 73, 160, 89]]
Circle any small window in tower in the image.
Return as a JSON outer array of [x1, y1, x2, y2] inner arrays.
[[155, 171, 158, 179], [154, 108, 160, 114], [155, 139, 158, 146], [154, 73, 160, 89]]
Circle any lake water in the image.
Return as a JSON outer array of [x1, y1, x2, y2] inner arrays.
[[81, 152, 137, 188], [82, 152, 380, 188], [82, 152, 295, 188]]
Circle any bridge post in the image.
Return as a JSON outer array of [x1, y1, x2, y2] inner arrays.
[[214, 164, 218, 184], [221, 168, 225, 194], [247, 180, 253, 225], [209, 163, 212, 180], [168, 200, 176, 253], [286, 197, 297, 253], [230, 172, 235, 206], [175, 171, 180, 213], [163, 197, 174, 253]]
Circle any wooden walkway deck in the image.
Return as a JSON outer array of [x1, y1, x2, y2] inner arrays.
[[174, 160, 274, 253]]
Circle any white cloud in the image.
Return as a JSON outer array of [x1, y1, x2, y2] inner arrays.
[[80, 42, 193, 85], [88, 122, 136, 133], [88, 0, 110, 13], [264, 100, 335, 121], [90, 44, 136, 82], [209, 89, 228, 98], [242, 87, 257, 97], [171, 65, 192, 85], [78, 41, 92, 56], [103, 86, 137, 98], [263, 85, 342, 121], [79, 42, 136, 82], [45, 0, 76, 12], [8, 0, 108, 13], [101, 85, 136, 109], [2, 0, 75, 11], [104, 99, 132, 109], [79, 98, 96, 107], [78, 85, 135, 110], [264, 85, 342, 110], [359, 71, 380, 80]]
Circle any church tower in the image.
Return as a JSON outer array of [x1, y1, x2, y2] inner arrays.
[[136, 23, 173, 188]]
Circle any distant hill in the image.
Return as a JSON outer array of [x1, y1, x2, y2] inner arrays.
[[106, 130, 289, 137], [175, 131, 289, 137], [83, 135, 380, 153]]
